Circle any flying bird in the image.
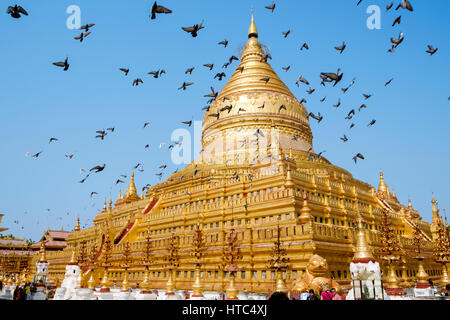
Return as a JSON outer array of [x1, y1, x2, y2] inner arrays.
[[143, 122, 150, 129], [65, 154, 74, 159], [90, 164, 106, 173], [53, 57, 70, 71], [426, 45, 438, 56], [265, 2, 276, 12], [7, 5, 28, 18], [282, 30, 291, 38], [185, 67, 195, 74], [340, 135, 348, 142], [260, 77, 270, 84], [132, 78, 143, 86], [359, 104, 367, 111], [368, 120, 376, 126], [74, 32, 91, 42], [363, 94, 372, 100], [321, 69, 343, 86], [333, 98, 341, 108], [282, 65, 291, 72], [151, 2, 172, 19], [396, 0, 413, 11], [386, 2, 393, 11], [182, 23, 205, 37], [353, 153, 365, 164], [204, 63, 214, 70], [296, 76, 309, 86], [300, 43, 309, 51], [229, 56, 239, 64], [119, 68, 129, 76], [308, 112, 323, 123], [278, 105, 287, 113], [178, 82, 194, 90], [218, 39, 228, 47], [214, 72, 226, 81], [236, 66, 245, 73], [385, 78, 394, 86], [391, 32, 404, 47], [182, 121, 192, 127], [204, 87, 218, 99], [79, 24, 95, 32], [32, 151, 43, 158], [116, 179, 124, 184], [49, 138, 58, 143], [334, 42, 346, 53], [392, 16, 401, 26]]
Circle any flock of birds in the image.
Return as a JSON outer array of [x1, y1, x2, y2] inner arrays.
[[5, 0, 447, 236]]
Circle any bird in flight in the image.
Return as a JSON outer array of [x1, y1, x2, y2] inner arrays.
[[53, 57, 70, 71], [204, 63, 214, 71], [65, 154, 74, 159], [353, 153, 365, 164], [340, 135, 348, 142], [300, 43, 309, 51], [296, 76, 309, 86], [282, 30, 291, 38], [185, 67, 195, 74], [386, 2, 393, 11], [148, 69, 166, 78], [396, 0, 413, 11], [308, 112, 323, 123], [74, 32, 91, 43], [150, 2, 172, 20], [179, 82, 194, 90], [7, 5, 28, 18], [214, 72, 226, 81], [119, 68, 129, 76], [392, 16, 401, 27], [182, 23, 205, 37], [182, 121, 192, 127], [265, 2, 276, 12], [79, 24, 95, 32], [218, 39, 228, 47], [363, 94, 372, 100], [32, 151, 43, 158], [49, 138, 58, 143], [391, 32, 404, 48], [260, 77, 270, 84], [321, 69, 343, 87], [385, 78, 394, 86], [143, 122, 150, 128], [334, 41, 346, 54], [426, 45, 438, 56], [90, 164, 106, 173], [132, 78, 143, 86]]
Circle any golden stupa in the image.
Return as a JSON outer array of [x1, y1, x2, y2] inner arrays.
[[25, 14, 446, 293]]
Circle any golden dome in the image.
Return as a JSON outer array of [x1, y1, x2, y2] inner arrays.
[[377, 171, 389, 194], [201, 13, 312, 164]]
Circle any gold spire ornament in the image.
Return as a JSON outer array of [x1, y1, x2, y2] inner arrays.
[[74, 217, 80, 232], [268, 223, 289, 293], [69, 247, 77, 265], [39, 241, 47, 262], [378, 171, 389, 195], [353, 214, 375, 263], [299, 191, 312, 223], [248, 8, 258, 38]]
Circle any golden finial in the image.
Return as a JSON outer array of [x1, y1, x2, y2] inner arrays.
[[353, 213, 374, 262], [69, 247, 77, 265], [126, 172, 138, 198], [74, 217, 80, 232], [377, 171, 389, 194], [285, 164, 294, 189], [102, 201, 107, 212], [39, 241, 47, 262], [108, 198, 113, 212], [248, 7, 258, 38], [299, 190, 312, 222], [408, 199, 413, 210]]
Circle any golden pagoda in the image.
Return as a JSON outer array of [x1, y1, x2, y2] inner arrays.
[[25, 13, 444, 294]]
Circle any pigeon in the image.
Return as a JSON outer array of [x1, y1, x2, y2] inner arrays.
[[282, 65, 291, 72], [32, 151, 43, 158], [385, 78, 394, 86], [148, 70, 166, 78], [214, 72, 226, 81], [132, 78, 143, 86], [204, 87, 218, 99], [426, 45, 438, 56], [388, 45, 396, 53], [396, 0, 413, 11], [391, 32, 404, 47], [53, 57, 70, 71], [320, 97, 326, 103], [204, 63, 214, 70], [260, 53, 272, 62], [107, 127, 115, 132], [333, 98, 341, 108], [260, 77, 270, 84], [300, 43, 309, 51], [296, 76, 309, 86], [265, 2, 276, 12], [95, 131, 106, 140], [185, 67, 195, 74], [65, 154, 74, 159], [258, 102, 265, 109], [182, 23, 205, 37], [386, 2, 393, 11], [352, 153, 365, 163], [228, 56, 239, 64], [151, 2, 172, 20], [308, 112, 323, 123], [90, 164, 106, 173], [340, 135, 348, 142], [392, 16, 401, 26], [220, 105, 233, 113], [119, 68, 129, 76], [300, 98, 307, 104], [278, 105, 287, 113], [7, 5, 28, 18], [349, 123, 355, 129], [178, 82, 194, 90], [182, 121, 192, 127], [90, 192, 98, 197], [143, 122, 150, 128], [306, 88, 315, 95], [49, 138, 58, 143], [236, 66, 245, 73], [79, 24, 95, 32], [218, 39, 228, 47], [334, 42, 346, 53], [368, 120, 376, 127], [116, 179, 124, 184], [363, 94, 372, 100], [282, 30, 291, 38], [320, 69, 343, 87], [74, 32, 91, 42], [359, 104, 367, 111]]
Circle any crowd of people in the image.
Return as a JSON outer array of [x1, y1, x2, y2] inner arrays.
[[11, 283, 35, 300], [268, 286, 345, 301]]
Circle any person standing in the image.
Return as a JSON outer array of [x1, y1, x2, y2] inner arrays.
[[331, 288, 343, 300], [306, 289, 319, 300], [13, 285, 19, 300], [321, 287, 334, 300]]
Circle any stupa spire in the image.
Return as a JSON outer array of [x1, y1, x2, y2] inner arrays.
[[39, 241, 47, 262], [74, 217, 80, 232], [378, 171, 389, 194], [248, 7, 258, 38], [126, 172, 138, 198], [353, 213, 375, 262]]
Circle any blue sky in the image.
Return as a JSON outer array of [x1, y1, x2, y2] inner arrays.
[[1, 0, 449, 241]]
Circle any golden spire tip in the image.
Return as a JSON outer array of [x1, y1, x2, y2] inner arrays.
[[248, 8, 258, 38]]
